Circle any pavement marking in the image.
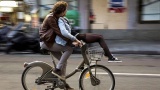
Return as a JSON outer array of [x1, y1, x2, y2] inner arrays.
[[96, 72, 160, 77], [113, 73, 160, 77]]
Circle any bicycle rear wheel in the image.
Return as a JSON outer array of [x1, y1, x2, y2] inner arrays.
[[79, 65, 115, 90], [21, 66, 52, 90]]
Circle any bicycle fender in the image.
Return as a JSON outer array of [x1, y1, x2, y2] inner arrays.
[[24, 61, 53, 72], [23, 61, 55, 80]]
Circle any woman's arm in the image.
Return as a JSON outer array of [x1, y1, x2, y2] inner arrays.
[[47, 14, 69, 41], [58, 17, 77, 41]]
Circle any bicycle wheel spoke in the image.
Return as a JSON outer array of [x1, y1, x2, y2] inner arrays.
[[80, 65, 115, 90]]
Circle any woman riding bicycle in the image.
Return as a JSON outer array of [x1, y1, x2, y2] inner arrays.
[[39, 1, 82, 90]]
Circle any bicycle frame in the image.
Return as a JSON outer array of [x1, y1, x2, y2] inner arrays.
[[65, 44, 101, 87], [23, 43, 98, 84], [65, 44, 90, 79], [22, 42, 116, 90]]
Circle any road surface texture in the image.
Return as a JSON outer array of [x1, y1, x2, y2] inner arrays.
[[0, 53, 160, 90]]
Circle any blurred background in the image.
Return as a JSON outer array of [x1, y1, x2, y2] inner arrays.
[[0, 0, 160, 54]]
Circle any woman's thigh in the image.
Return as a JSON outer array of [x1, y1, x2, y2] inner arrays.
[[77, 33, 103, 43], [49, 43, 73, 52]]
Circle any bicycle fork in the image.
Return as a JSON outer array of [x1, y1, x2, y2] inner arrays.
[[81, 44, 100, 86], [87, 64, 101, 86]]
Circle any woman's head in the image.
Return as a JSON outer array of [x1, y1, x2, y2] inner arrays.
[[51, 1, 68, 17]]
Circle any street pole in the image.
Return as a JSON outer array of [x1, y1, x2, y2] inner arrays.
[[88, 0, 91, 33]]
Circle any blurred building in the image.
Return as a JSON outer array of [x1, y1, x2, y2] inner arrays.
[[0, 0, 39, 29], [0, 0, 160, 30], [0, 1, 23, 25], [37, 0, 160, 30], [90, 0, 160, 30], [0, 0, 159, 52], [38, 0, 79, 28]]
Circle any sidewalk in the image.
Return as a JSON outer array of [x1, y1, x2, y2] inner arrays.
[[91, 29, 160, 55], [73, 40, 160, 55], [1, 40, 160, 55], [107, 40, 160, 55]]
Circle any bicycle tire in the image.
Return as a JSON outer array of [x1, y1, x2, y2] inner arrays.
[[79, 65, 115, 90], [21, 66, 52, 90]]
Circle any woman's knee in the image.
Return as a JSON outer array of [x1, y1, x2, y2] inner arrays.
[[66, 46, 73, 53], [98, 34, 104, 39], [76, 34, 86, 41], [70, 47, 73, 52], [96, 34, 104, 42]]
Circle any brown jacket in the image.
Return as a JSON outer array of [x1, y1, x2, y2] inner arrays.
[[39, 13, 71, 48]]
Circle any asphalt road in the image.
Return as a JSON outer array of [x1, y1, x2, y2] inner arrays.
[[0, 53, 160, 90]]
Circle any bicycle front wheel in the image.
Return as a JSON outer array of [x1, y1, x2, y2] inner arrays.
[[79, 65, 115, 90], [21, 66, 52, 90]]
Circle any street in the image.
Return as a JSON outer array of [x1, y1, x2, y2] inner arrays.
[[0, 53, 160, 90]]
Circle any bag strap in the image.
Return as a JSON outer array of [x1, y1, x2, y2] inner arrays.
[[60, 17, 71, 30]]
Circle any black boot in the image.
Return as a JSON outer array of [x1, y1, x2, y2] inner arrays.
[[52, 68, 62, 76]]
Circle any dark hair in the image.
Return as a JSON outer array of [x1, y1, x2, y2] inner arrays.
[[51, 1, 68, 15]]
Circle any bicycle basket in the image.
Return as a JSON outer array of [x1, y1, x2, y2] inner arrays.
[[86, 46, 104, 61]]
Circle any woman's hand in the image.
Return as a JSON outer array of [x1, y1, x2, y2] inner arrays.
[[72, 39, 83, 47], [72, 41, 79, 47]]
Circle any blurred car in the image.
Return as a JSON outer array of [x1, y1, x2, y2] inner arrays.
[[5, 23, 41, 54], [0, 25, 11, 43]]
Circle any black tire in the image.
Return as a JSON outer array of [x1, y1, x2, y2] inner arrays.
[[79, 65, 115, 90]]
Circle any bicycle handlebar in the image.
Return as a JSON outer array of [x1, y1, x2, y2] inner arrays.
[[80, 40, 86, 48]]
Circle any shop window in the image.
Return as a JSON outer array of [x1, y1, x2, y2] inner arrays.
[[66, 0, 78, 10], [138, 0, 160, 24], [39, 0, 78, 22]]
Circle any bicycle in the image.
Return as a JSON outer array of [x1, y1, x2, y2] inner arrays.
[[21, 42, 115, 90]]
